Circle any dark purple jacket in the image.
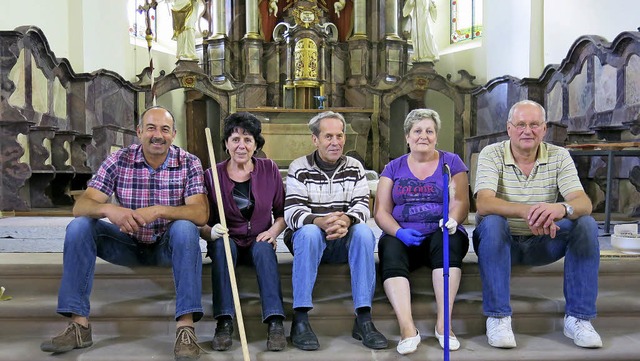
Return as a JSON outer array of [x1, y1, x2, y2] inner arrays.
[[204, 157, 284, 247]]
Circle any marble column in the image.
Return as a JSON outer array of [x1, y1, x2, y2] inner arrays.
[[206, 0, 228, 80], [352, 0, 367, 40], [211, 0, 226, 39], [244, 0, 261, 40], [385, 0, 401, 40]]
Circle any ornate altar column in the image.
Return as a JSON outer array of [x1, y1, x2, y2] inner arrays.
[[381, 0, 405, 82], [385, 0, 401, 40], [204, 0, 230, 81], [244, 0, 261, 40], [352, 0, 367, 40], [347, 0, 369, 86], [211, 0, 226, 38], [240, 0, 266, 106]]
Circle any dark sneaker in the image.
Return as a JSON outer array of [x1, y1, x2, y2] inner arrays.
[[266, 318, 286, 351], [212, 318, 233, 351], [40, 322, 93, 353], [174, 326, 204, 361]]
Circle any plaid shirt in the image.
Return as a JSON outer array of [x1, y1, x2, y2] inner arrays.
[[88, 144, 206, 244]]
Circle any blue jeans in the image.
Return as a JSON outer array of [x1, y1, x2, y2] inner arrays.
[[208, 238, 284, 322], [472, 215, 599, 320], [57, 217, 204, 322], [291, 223, 376, 310]]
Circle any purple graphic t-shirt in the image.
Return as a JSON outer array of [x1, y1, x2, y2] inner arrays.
[[380, 151, 468, 237]]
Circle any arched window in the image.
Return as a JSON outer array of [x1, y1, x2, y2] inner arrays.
[[450, 0, 483, 43]]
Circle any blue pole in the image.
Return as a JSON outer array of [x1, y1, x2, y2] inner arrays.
[[442, 163, 451, 361]]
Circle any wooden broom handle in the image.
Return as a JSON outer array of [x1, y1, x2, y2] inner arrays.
[[205, 128, 251, 361]]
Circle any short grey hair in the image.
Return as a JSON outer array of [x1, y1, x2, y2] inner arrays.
[[308, 111, 346, 137], [507, 100, 546, 123], [403, 109, 441, 135]]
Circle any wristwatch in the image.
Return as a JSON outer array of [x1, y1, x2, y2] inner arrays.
[[561, 203, 574, 217]]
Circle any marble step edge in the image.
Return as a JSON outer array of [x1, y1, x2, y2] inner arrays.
[[0, 291, 638, 321], [1, 253, 639, 277], [3, 328, 640, 361]]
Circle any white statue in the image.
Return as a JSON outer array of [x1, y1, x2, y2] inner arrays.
[[334, 0, 346, 18], [268, 0, 278, 17], [403, 0, 439, 62], [171, 0, 200, 61]]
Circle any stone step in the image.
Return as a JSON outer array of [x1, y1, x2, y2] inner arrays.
[[5, 330, 640, 361], [1, 254, 639, 333], [1, 253, 640, 360]]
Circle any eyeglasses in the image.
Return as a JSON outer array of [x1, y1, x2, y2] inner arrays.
[[508, 121, 544, 131]]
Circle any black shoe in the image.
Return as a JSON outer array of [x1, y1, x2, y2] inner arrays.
[[352, 318, 388, 349], [290, 319, 319, 351], [266, 318, 286, 351], [212, 318, 233, 351]]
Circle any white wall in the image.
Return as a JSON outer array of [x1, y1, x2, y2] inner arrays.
[[433, 0, 487, 85], [544, 0, 640, 67], [1, 0, 179, 81], [436, 0, 640, 84], [484, 0, 534, 81], [1, 0, 71, 61]]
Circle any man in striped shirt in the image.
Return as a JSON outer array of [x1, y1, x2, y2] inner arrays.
[[473, 100, 602, 350], [40, 107, 209, 361], [284, 111, 388, 351]]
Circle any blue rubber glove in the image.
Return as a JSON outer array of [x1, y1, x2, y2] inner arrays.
[[395, 228, 424, 247]]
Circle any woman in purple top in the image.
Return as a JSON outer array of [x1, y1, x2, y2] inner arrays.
[[200, 112, 287, 352], [374, 109, 470, 355]]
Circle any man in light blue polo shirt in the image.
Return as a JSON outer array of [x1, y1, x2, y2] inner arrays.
[[473, 100, 602, 349]]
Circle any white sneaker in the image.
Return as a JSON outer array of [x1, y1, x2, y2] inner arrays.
[[396, 329, 420, 355], [435, 326, 460, 351], [563, 315, 603, 348], [486, 316, 517, 348]]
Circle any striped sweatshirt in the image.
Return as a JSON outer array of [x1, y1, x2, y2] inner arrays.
[[284, 152, 371, 248]]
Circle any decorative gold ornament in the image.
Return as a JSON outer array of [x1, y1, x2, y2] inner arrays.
[[180, 75, 197, 88], [415, 77, 429, 90], [294, 38, 319, 82], [292, 5, 322, 28]]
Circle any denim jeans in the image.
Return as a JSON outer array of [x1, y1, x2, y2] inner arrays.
[[472, 214, 600, 320], [57, 217, 204, 322], [291, 223, 376, 310], [207, 238, 284, 322]]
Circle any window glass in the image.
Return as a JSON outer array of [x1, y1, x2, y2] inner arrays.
[[450, 0, 483, 43]]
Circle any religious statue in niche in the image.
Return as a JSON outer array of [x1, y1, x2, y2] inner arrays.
[[403, 0, 439, 62], [170, 0, 201, 60]]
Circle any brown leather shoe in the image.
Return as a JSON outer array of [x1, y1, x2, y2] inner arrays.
[[174, 326, 204, 361], [212, 318, 233, 351], [40, 322, 93, 353], [266, 318, 286, 351]]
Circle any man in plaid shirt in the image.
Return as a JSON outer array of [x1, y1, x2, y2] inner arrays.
[[41, 106, 209, 361]]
